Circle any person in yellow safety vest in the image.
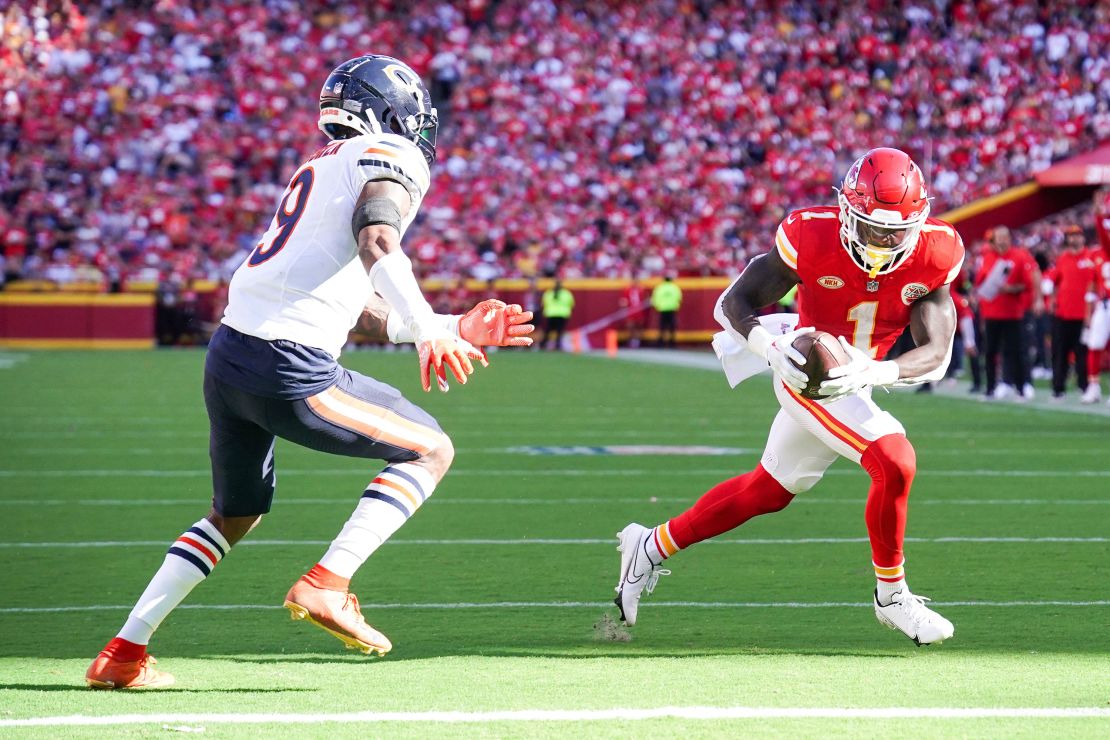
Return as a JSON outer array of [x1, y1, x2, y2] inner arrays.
[[541, 280, 575, 350], [651, 275, 682, 348]]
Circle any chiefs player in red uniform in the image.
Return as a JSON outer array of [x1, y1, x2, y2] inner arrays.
[[1083, 188, 1110, 403], [615, 148, 962, 646]]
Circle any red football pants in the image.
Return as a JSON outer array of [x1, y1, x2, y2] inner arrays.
[[860, 434, 916, 569], [1088, 348, 1103, 379]]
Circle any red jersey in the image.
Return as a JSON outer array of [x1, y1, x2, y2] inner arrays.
[[1049, 248, 1097, 320], [1096, 190, 1110, 259], [775, 206, 964, 359], [975, 247, 1036, 320]]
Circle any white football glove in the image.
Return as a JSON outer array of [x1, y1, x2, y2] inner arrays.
[[746, 325, 815, 392], [819, 336, 900, 399], [1080, 327, 1091, 348]]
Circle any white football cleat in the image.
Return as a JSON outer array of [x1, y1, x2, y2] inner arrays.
[[613, 523, 670, 626], [1081, 385, 1102, 404], [874, 589, 954, 646], [991, 383, 1015, 401]]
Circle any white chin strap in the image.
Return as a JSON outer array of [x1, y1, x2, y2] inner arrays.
[[318, 106, 381, 140]]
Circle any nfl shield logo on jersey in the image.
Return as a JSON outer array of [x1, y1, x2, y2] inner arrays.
[[866, 280, 880, 292]]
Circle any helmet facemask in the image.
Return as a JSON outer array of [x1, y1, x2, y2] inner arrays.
[[837, 189, 929, 278]]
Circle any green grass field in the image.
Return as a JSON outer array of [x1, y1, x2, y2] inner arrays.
[[1, 348, 1107, 737]]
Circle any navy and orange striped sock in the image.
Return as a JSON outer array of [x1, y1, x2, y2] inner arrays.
[[114, 518, 230, 646], [319, 463, 437, 578]]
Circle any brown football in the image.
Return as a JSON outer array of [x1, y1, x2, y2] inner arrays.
[[791, 331, 853, 399]]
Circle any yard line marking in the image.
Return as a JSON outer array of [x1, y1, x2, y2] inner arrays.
[[1, 537, 1105, 549], [0, 468, 1107, 478], [2, 707, 1110, 727], [1, 496, 1106, 507], [2, 600, 1107, 615]]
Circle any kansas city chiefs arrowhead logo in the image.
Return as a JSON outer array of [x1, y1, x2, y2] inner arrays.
[[817, 276, 845, 289], [901, 282, 929, 305]]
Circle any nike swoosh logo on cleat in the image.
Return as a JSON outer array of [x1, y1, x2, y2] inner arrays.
[[621, 535, 651, 585]]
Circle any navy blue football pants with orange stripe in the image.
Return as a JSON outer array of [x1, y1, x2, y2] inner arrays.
[[203, 369, 444, 517]]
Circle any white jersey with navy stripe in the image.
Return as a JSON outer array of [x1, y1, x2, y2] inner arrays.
[[222, 133, 431, 358]]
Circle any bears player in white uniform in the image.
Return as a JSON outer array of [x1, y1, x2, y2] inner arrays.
[[86, 55, 533, 689], [615, 149, 962, 647]]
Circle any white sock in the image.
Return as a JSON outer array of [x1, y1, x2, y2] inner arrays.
[[116, 519, 230, 645], [645, 523, 678, 565], [319, 463, 437, 579], [876, 578, 908, 605]]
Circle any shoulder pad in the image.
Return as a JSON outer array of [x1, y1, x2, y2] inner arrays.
[[348, 134, 431, 200]]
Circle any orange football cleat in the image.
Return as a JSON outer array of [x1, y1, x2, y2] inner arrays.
[[85, 653, 175, 690], [284, 578, 392, 656]]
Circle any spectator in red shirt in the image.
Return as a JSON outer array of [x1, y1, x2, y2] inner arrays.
[[974, 226, 1037, 400], [1048, 225, 1097, 398]]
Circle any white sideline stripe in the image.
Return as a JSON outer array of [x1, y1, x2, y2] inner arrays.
[[1, 496, 1107, 507], [0, 468, 1107, 478], [1, 536, 1105, 549], [3, 707, 1109, 726], [3, 600, 1108, 614]]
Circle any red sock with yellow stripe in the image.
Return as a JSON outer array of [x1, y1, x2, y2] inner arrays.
[[661, 464, 795, 555]]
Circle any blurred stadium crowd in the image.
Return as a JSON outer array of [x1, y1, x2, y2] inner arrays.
[[2, 0, 1108, 290]]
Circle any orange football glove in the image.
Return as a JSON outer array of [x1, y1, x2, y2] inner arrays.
[[416, 329, 483, 393], [458, 299, 535, 347]]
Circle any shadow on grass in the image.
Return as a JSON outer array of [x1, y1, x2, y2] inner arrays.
[[0, 684, 314, 694], [216, 646, 907, 663]]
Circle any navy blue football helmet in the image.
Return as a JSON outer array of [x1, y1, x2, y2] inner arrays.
[[318, 55, 438, 164]]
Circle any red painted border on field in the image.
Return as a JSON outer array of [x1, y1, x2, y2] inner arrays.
[[0, 294, 155, 347]]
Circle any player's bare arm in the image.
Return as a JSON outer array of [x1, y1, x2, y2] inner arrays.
[[720, 249, 800, 339], [350, 293, 393, 342], [898, 285, 958, 380], [720, 248, 812, 392]]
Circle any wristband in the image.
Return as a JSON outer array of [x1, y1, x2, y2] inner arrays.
[[386, 311, 462, 344], [745, 325, 773, 361], [875, 360, 901, 386]]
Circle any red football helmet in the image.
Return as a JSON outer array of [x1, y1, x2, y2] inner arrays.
[[837, 147, 931, 277]]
